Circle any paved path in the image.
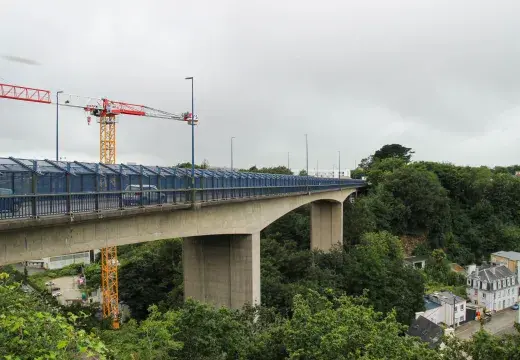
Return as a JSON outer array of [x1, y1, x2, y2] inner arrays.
[[51, 276, 83, 305], [455, 309, 519, 339]]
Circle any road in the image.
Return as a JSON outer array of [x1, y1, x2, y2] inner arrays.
[[455, 308, 519, 339]]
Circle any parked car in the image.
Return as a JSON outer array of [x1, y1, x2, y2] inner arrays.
[[512, 303, 519, 310], [0, 188, 21, 213], [45, 281, 55, 286], [51, 291, 62, 297], [122, 185, 166, 206]]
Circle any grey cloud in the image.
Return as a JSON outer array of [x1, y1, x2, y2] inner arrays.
[[1, 0, 520, 170]]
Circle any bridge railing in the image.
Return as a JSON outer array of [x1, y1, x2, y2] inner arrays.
[[0, 157, 365, 220], [0, 183, 364, 220]]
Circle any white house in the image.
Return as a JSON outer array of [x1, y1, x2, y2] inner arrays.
[[416, 291, 466, 327], [466, 264, 519, 312]]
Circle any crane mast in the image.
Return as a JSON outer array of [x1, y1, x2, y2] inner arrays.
[[0, 82, 197, 329]]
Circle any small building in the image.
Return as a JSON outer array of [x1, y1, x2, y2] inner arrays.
[[407, 315, 444, 349], [40, 250, 100, 270], [466, 263, 519, 311], [404, 255, 428, 269], [491, 251, 520, 280], [417, 292, 466, 327]]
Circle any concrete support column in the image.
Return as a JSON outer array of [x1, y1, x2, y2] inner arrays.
[[182, 232, 260, 309], [310, 200, 343, 251]]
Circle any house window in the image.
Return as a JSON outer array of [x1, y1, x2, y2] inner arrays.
[[503, 280, 506, 287], [467, 279, 471, 286], [460, 316, 464, 322], [483, 293, 486, 299], [460, 304, 464, 311]]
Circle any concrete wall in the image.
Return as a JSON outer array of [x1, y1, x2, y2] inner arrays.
[[0, 189, 355, 265], [183, 233, 260, 309]]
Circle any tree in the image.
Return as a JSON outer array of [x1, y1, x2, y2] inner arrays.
[[343, 231, 425, 324], [117, 239, 184, 320], [280, 290, 438, 359], [373, 144, 414, 163], [0, 272, 108, 359], [298, 169, 308, 176]]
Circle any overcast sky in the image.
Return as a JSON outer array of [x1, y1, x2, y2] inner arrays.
[[1, 0, 520, 171]]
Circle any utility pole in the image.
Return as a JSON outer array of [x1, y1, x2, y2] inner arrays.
[[338, 151, 341, 181], [316, 160, 318, 177], [305, 134, 309, 191], [185, 77, 195, 197], [231, 137, 235, 171], [453, 296, 456, 329], [287, 152, 290, 170], [56, 90, 63, 161], [305, 134, 309, 174]]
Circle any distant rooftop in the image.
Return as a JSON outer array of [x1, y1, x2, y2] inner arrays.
[[408, 316, 444, 348], [428, 291, 465, 305], [469, 264, 514, 282], [492, 251, 520, 262]]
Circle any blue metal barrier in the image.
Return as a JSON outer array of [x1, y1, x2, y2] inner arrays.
[[0, 157, 365, 220]]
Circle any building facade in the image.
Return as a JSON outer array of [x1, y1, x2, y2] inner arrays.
[[417, 291, 466, 327], [466, 264, 519, 311]]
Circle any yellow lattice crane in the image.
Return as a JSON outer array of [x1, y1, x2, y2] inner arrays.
[[0, 82, 198, 328]]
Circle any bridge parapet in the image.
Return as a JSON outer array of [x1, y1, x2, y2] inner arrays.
[[0, 156, 365, 221]]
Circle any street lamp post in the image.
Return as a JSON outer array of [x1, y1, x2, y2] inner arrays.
[[231, 137, 235, 171], [185, 77, 195, 194], [287, 152, 290, 170], [56, 90, 63, 161], [305, 134, 309, 191], [338, 150, 341, 183]]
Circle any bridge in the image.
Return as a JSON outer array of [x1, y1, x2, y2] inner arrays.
[[0, 156, 365, 308]]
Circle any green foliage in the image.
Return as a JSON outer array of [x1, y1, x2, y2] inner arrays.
[[241, 165, 293, 175], [373, 143, 415, 163], [0, 272, 107, 359], [117, 239, 184, 320], [298, 169, 308, 176], [343, 231, 425, 324]]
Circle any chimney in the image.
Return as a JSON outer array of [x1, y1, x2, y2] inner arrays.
[[467, 264, 477, 276]]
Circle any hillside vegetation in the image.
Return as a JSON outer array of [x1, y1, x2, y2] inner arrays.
[[3, 144, 520, 359]]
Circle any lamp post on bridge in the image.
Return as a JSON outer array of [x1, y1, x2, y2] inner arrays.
[[305, 134, 309, 192], [185, 77, 195, 197], [56, 90, 63, 161], [338, 150, 341, 183], [231, 137, 235, 171]]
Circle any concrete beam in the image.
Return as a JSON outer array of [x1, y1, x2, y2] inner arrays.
[[310, 200, 343, 251], [183, 233, 260, 309]]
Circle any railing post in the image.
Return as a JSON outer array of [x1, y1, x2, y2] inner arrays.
[[31, 172, 37, 218], [139, 170, 144, 207], [118, 174, 123, 209], [94, 169, 100, 212]]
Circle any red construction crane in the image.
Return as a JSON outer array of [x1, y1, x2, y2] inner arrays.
[[0, 82, 198, 329]]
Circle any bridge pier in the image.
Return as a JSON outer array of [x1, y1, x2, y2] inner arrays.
[[310, 200, 343, 251], [182, 232, 260, 309]]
